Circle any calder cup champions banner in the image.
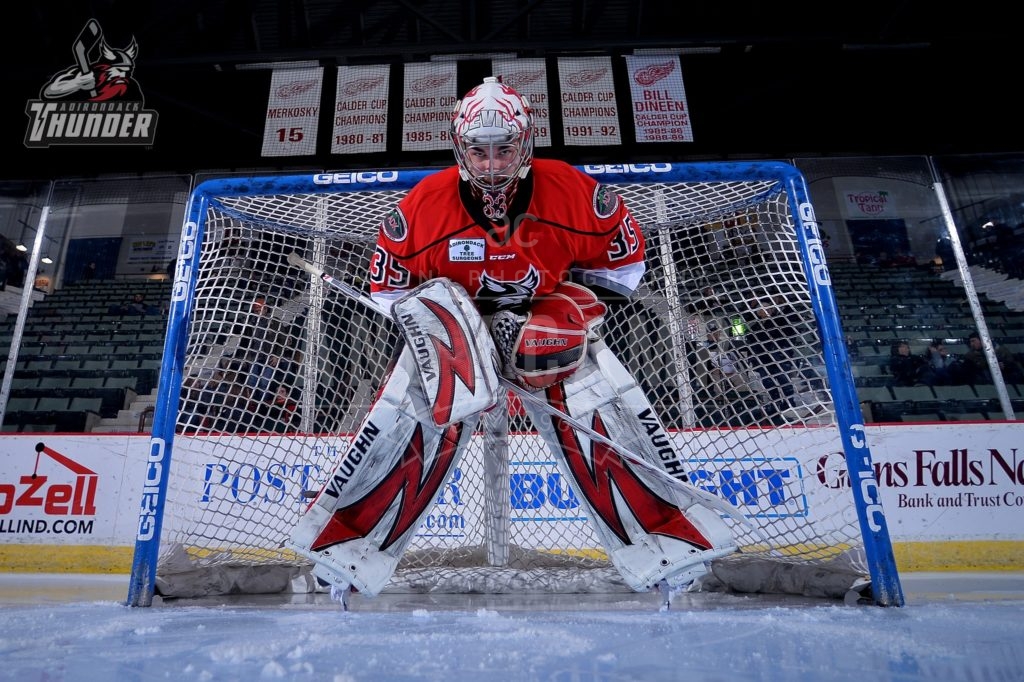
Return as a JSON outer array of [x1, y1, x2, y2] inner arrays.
[[401, 62, 457, 152], [556, 56, 622, 147], [332, 64, 391, 155], [491, 58, 553, 148]]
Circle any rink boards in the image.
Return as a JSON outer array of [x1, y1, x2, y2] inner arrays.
[[1, 422, 1023, 573]]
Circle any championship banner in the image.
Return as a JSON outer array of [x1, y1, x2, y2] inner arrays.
[[624, 55, 693, 143], [556, 56, 622, 146], [401, 62, 457, 152], [261, 66, 324, 157], [332, 64, 390, 154], [491, 58, 552, 148]]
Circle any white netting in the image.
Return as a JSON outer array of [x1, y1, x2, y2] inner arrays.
[[152, 170, 866, 599]]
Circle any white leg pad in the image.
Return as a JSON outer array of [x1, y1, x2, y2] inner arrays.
[[391, 277, 501, 426], [523, 340, 737, 591], [287, 346, 477, 596]]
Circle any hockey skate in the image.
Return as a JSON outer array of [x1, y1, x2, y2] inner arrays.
[[652, 502, 737, 610], [313, 562, 354, 610], [656, 564, 709, 611]]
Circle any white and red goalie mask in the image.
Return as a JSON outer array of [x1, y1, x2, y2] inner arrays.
[[450, 76, 534, 220]]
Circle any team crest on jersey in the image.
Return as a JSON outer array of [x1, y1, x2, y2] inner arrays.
[[476, 266, 540, 310], [381, 208, 408, 242], [24, 18, 159, 148], [593, 184, 620, 219], [448, 238, 485, 262]]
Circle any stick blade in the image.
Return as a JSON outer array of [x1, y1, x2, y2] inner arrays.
[[73, 19, 103, 73]]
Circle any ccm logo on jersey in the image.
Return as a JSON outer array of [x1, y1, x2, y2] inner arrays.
[[448, 239, 485, 262]]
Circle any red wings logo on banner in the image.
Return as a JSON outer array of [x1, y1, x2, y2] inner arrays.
[[500, 69, 545, 90], [566, 68, 608, 87], [341, 76, 386, 96], [275, 79, 319, 99], [410, 72, 452, 92], [633, 61, 676, 86]]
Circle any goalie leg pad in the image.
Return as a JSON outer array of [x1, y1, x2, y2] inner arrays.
[[522, 341, 737, 591], [287, 346, 477, 596], [391, 277, 500, 426]]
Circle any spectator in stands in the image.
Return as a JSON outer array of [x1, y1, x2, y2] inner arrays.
[[706, 323, 751, 394], [34, 270, 51, 291], [119, 292, 149, 315], [934, 235, 956, 272], [746, 295, 820, 416], [962, 332, 1024, 384], [251, 295, 267, 317], [82, 261, 97, 281], [992, 222, 1016, 274], [1005, 223, 1024, 280], [180, 372, 221, 431], [246, 354, 280, 403], [13, 251, 28, 287], [925, 339, 968, 386], [889, 341, 931, 387], [237, 293, 286, 359], [690, 285, 720, 311], [261, 384, 299, 432], [686, 285, 729, 341], [212, 373, 251, 433]]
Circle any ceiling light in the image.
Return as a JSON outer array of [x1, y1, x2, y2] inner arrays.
[[41, 256, 53, 264], [16, 244, 27, 252], [634, 46, 721, 55], [431, 53, 517, 62], [235, 60, 321, 71]]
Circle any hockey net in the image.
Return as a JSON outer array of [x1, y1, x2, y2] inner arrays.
[[129, 163, 899, 604]]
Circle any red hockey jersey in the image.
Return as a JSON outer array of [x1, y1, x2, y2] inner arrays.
[[369, 159, 646, 314]]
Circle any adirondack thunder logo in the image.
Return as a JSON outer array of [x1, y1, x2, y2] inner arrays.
[[24, 19, 158, 148]]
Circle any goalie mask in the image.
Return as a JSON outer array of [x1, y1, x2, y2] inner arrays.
[[451, 76, 534, 221]]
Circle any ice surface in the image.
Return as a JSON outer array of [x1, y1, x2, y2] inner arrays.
[[1, 572, 1022, 682]]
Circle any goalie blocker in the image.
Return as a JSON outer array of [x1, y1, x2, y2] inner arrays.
[[288, 278, 736, 596]]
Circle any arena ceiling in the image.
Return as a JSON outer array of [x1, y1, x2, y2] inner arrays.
[[6, 1, 1019, 179], [20, 0, 1011, 72]]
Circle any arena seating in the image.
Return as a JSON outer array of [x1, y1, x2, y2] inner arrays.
[[4, 262, 1023, 432], [832, 262, 1024, 422], [1, 279, 169, 433]]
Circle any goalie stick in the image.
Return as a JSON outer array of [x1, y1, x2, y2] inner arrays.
[[286, 251, 760, 536], [72, 19, 102, 98]]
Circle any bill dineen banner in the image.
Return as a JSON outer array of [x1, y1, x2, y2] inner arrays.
[[624, 55, 693, 143]]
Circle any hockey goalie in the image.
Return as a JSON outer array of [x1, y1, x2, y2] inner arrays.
[[287, 76, 737, 600]]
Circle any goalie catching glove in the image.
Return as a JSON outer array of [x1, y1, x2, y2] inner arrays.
[[491, 281, 607, 390]]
